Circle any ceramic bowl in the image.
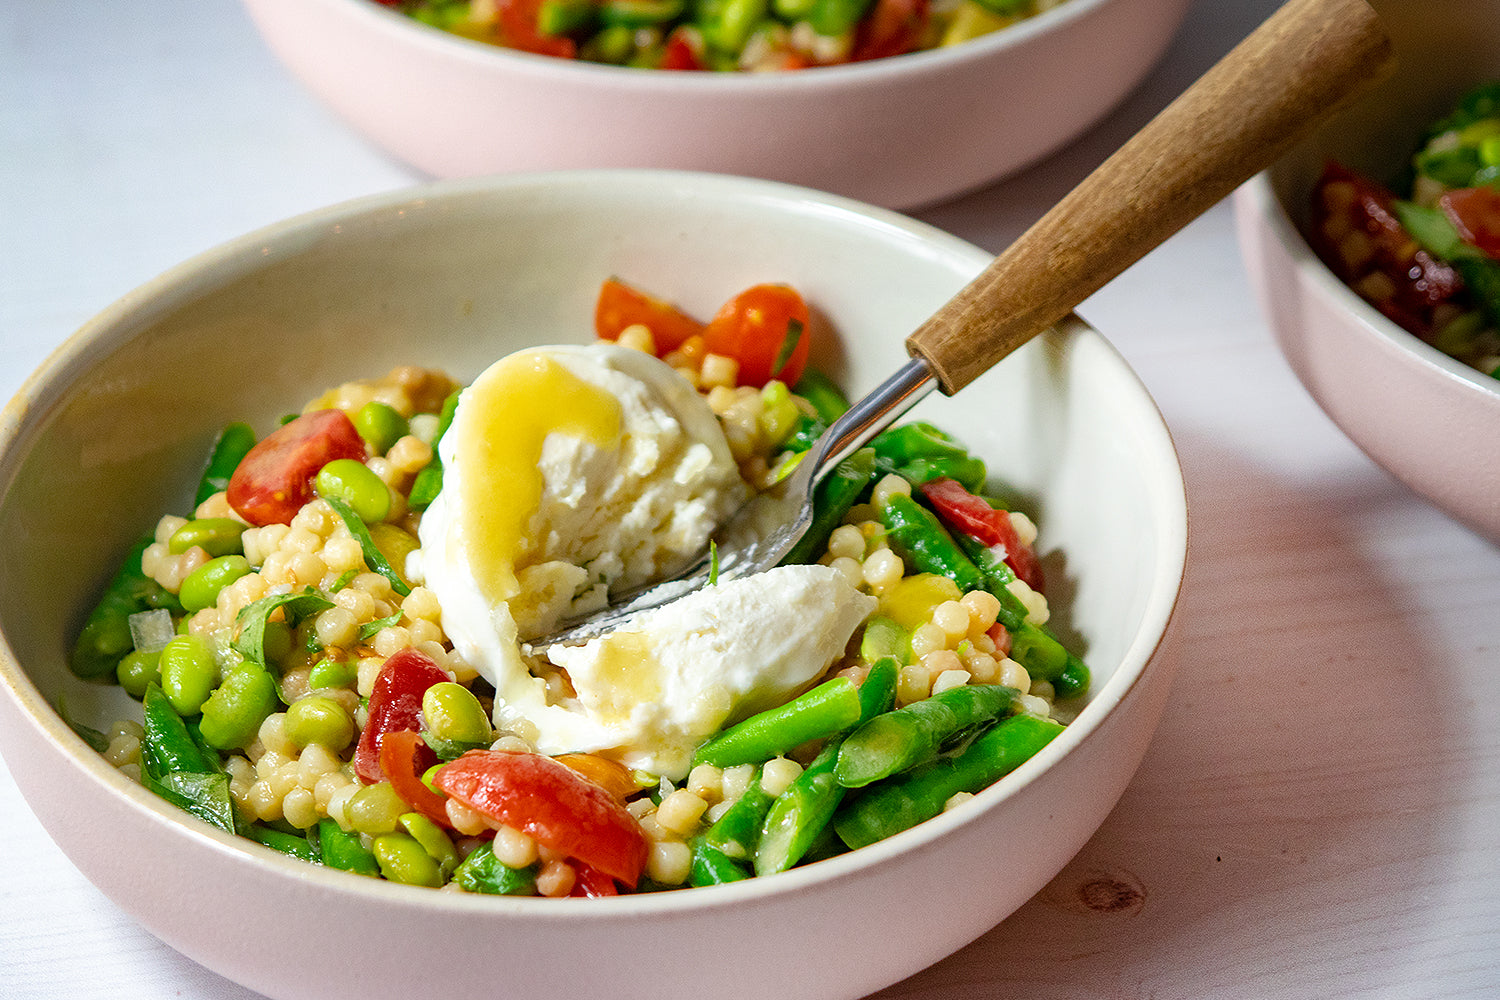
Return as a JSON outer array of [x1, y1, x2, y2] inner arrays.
[[238, 0, 1190, 210], [1233, 0, 1500, 540], [0, 171, 1186, 1000]]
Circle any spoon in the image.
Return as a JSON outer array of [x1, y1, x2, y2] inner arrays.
[[536, 0, 1395, 648]]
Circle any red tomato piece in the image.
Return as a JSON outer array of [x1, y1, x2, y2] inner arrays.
[[379, 729, 451, 827], [594, 277, 705, 354], [354, 647, 452, 785], [225, 409, 366, 527], [569, 861, 621, 897], [1441, 185, 1500, 260], [659, 27, 706, 71], [920, 477, 1044, 592], [701, 283, 812, 388], [497, 0, 577, 59], [851, 0, 928, 62], [434, 750, 649, 888], [1307, 161, 1465, 338]]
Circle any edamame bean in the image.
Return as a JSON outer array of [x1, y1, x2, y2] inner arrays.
[[168, 518, 246, 557], [347, 781, 408, 836], [308, 656, 359, 691], [315, 458, 391, 524], [352, 401, 408, 455], [372, 832, 444, 887], [158, 634, 219, 716], [284, 695, 356, 751], [179, 554, 252, 613], [116, 648, 162, 699], [199, 663, 279, 750], [421, 682, 493, 745], [399, 812, 460, 877]]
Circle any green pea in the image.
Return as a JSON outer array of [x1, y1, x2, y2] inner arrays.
[[308, 656, 359, 691], [284, 695, 356, 752], [315, 458, 391, 524], [158, 634, 219, 716], [421, 682, 493, 745], [353, 401, 409, 455], [372, 832, 444, 887], [199, 663, 279, 750], [179, 555, 252, 613], [347, 781, 408, 836], [168, 518, 246, 557], [399, 812, 460, 877], [116, 648, 162, 699]]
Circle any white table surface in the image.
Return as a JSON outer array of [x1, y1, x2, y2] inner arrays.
[[3, 2, 1498, 997]]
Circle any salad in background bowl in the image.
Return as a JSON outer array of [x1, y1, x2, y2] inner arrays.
[[0, 171, 1186, 1000], [1234, 0, 1500, 541]]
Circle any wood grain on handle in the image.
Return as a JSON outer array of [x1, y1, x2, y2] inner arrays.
[[905, 0, 1395, 394]]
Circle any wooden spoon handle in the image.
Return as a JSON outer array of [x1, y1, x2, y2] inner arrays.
[[905, 0, 1395, 393]]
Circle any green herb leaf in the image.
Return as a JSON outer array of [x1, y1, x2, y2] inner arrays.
[[358, 612, 404, 641], [324, 496, 412, 597], [709, 540, 720, 586], [234, 589, 335, 668], [771, 318, 804, 379]]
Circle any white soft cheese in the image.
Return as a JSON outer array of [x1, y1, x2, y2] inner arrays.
[[541, 564, 877, 778]]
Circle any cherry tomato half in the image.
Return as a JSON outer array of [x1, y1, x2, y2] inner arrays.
[[225, 409, 366, 527], [434, 749, 649, 888], [701, 283, 811, 388], [378, 728, 451, 827], [354, 647, 452, 785], [594, 277, 705, 354], [497, 0, 577, 58], [1442, 185, 1500, 260], [851, 0, 929, 62]]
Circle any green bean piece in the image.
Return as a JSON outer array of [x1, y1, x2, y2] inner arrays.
[[373, 832, 444, 887], [881, 493, 987, 593], [859, 615, 912, 666], [199, 662, 279, 750], [702, 773, 776, 861], [894, 454, 988, 492], [1007, 622, 1071, 683], [71, 535, 181, 680], [691, 676, 863, 769], [755, 739, 846, 876], [400, 812, 461, 877], [141, 683, 219, 779], [284, 695, 356, 752], [317, 818, 381, 877], [158, 634, 220, 716], [144, 769, 236, 834], [453, 842, 539, 896], [600, 0, 684, 27], [834, 713, 1064, 850], [407, 388, 460, 511], [233, 589, 335, 669], [308, 656, 359, 691], [179, 554, 253, 614], [353, 401, 409, 455], [870, 421, 969, 467], [792, 368, 850, 422], [836, 683, 1017, 788], [195, 422, 256, 506], [168, 518, 246, 557], [780, 413, 826, 455], [539, 0, 595, 33], [808, 0, 873, 34], [421, 681, 493, 745], [116, 648, 163, 699], [245, 823, 321, 861], [689, 837, 752, 886], [781, 447, 878, 566], [1054, 655, 1090, 701], [952, 532, 1031, 632], [698, 0, 766, 54], [324, 497, 411, 596], [316, 458, 392, 525], [856, 656, 899, 722], [347, 782, 408, 837]]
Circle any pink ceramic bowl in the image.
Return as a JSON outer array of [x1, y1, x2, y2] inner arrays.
[[0, 171, 1186, 1000], [239, 0, 1189, 210], [1234, 0, 1500, 540]]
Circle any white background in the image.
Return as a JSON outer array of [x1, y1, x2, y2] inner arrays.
[[3, 1, 1497, 997]]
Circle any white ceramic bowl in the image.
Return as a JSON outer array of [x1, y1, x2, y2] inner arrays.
[[1234, 0, 1500, 540], [0, 171, 1186, 1000], [239, 0, 1189, 210]]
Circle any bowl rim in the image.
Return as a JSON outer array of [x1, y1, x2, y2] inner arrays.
[[1238, 169, 1500, 402], [0, 168, 1188, 917], [270, 0, 1121, 88]]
